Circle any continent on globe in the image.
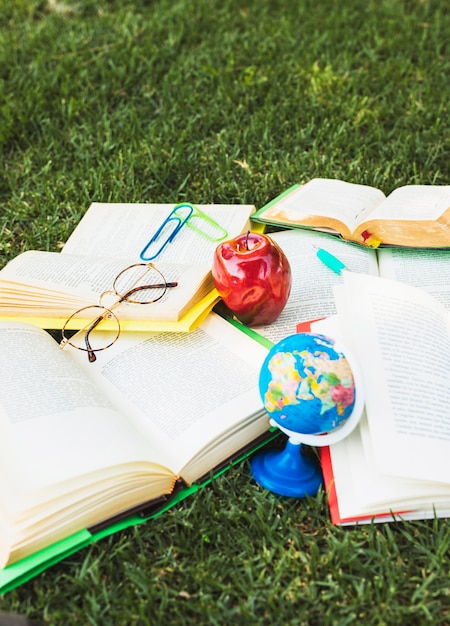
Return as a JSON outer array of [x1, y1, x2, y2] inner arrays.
[[259, 333, 356, 435]]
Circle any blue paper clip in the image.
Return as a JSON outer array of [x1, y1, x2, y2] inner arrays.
[[140, 203, 194, 261]]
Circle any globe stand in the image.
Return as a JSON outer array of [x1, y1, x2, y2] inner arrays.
[[251, 436, 322, 497], [252, 332, 365, 499]]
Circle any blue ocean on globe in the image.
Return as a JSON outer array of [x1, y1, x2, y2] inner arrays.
[[259, 333, 356, 435]]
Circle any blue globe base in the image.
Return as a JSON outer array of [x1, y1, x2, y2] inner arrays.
[[251, 439, 323, 497]]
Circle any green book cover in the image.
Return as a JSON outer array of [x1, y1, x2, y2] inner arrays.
[[250, 185, 301, 226]]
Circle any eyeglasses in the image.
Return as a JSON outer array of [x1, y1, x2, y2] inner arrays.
[[140, 203, 229, 261], [60, 263, 177, 363]]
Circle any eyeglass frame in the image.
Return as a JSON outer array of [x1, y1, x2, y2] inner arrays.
[[60, 262, 178, 363]]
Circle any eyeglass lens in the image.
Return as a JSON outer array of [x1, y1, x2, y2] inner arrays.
[[112, 263, 168, 304], [61, 305, 120, 354]]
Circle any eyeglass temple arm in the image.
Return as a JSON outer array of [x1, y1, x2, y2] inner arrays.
[[123, 281, 178, 299], [83, 313, 107, 363]]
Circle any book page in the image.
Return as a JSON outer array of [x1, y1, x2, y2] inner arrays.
[[62, 202, 255, 266], [66, 313, 270, 481], [0, 323, 170, 507], [335, 272, 450, 484], [252, 229, 379, 344], [363, 185, 450, 221], [0, 251, 211, 322], [330, 416, 450, 519], [254, 179, 385, 234], [378, 247, 450, 310]]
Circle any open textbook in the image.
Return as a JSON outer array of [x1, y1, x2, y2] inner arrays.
[[0, 313, 271, 569], [251, 229, 450, 345], [312, 274, 450, 523], [0, 202, 255, 332], [0, 251, 216, 331], [251, 178, 450, 248]]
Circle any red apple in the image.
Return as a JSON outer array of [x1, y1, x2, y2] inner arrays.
[[212, 231, 292, 326]]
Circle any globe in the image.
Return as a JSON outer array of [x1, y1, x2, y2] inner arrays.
[[259, 332, 360, 444]]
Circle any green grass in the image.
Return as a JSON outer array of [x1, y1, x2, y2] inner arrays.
[[0, 0, 449, 623]]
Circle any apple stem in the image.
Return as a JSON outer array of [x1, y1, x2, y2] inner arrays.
[[245, 230, 250, 250]]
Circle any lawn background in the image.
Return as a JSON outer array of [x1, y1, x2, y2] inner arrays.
[[0, 0, 449, 624]]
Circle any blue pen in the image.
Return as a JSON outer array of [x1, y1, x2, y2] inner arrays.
[[316, 248, 347, 275]]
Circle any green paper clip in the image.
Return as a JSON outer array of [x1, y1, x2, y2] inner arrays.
[[180, 204, 229, 242]]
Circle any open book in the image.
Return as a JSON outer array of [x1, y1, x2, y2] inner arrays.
[[250, 228, 450, 345], [251, 178, 450, 248], [0, 313, 271, 569], [312, 274, 450, 524], [0, 202, 255, 332]]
